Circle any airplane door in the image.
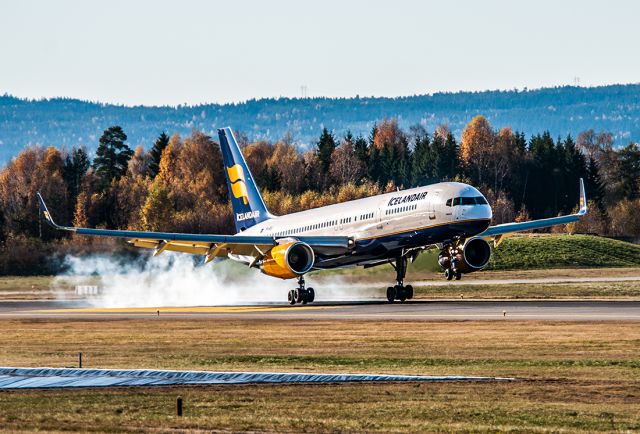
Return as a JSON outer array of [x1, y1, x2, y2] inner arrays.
[[376, 207, 383, 229], [427, 191, 439, 220]]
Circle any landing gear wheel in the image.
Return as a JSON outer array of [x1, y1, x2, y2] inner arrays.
[[288, 276, 315, 305], [445, 268, 454, 281], [396, 285, 407, 302], [386, 286, 396, 303], [454, 270, 462, 280], [405, 284, 414, 300]]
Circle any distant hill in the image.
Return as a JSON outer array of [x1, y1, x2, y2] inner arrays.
[[1, 84, 639, 162]]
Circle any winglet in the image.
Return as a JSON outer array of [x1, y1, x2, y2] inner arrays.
[[578, 178, 588, 215], [36, 192, 60, 228]]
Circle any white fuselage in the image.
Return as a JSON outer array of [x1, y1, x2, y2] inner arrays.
[[243, 182, 492, 246]]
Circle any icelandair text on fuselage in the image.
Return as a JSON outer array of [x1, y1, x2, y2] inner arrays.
[[237, 210, 261, 221], [387, 192, 428, 206]]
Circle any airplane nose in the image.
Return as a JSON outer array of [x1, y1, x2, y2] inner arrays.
[[466, 204, 492, 221]]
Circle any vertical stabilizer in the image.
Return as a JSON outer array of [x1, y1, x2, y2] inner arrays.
[[218, 127, 271, 232]]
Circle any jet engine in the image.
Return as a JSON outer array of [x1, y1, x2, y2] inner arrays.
[[438, 236, 492, 274], [261, 241, 315, 279]]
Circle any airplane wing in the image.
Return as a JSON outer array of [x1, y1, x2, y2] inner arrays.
[[479, 178, 588, 242], [37, 193, 352, 262]]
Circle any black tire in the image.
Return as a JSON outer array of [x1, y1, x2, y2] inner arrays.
[[386, 286, 396, 303], [294, 289, 303, 303], [287, 290, 296, 305], [405, 284, 414, 300], [445, 269, 453, 281], [454, 270, 462, 280], [396, 285, 406, 302], [307, 287, 315, 303]]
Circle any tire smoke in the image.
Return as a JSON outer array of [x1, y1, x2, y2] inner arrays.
[[52, 252, 378, 307]]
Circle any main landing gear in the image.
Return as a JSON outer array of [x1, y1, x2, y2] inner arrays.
[[386, 256, 414, 303], [288, 276, 315, 305]]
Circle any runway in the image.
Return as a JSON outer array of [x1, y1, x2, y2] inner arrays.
[[1, 299, 639, 320]]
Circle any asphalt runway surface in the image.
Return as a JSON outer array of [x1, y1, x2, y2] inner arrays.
[[1, 299, 638, 320]]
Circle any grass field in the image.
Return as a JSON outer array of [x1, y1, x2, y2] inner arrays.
[[0, 319, 638, 432], [402, 234, 640, 273], [412, 281, 640, 299], [0, 235, 638, 431], [320, 234, 640, 281]]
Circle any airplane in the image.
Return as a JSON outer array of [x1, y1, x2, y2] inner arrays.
[[37, 127, 588, 305]]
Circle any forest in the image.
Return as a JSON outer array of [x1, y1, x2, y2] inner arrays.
[[2, 83, 640, 163], [0, 115, 639, 275]]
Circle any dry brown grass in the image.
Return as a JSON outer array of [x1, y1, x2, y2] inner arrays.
[[0, 380, 638, 433], [0, 319, 638, 432], [1, 319, 638, 380]]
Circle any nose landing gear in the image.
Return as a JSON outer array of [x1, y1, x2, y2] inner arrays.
[[386, 256, 414, 303], [441, 244, 462, 281], [288, 276, 315, 305]]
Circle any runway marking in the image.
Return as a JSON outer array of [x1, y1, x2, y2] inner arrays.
[[31, 305, 350, 314]]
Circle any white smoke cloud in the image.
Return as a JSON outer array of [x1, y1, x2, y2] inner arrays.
[[53, 252, 381, 307]]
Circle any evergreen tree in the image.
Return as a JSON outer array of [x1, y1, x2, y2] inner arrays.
[[586, 156, 608, 219], [353, 135, 369, 169], [316, 127, 336, 173], [93, 126, 134, 190], [615, 143, 640, 200], [560, 135, 587, 213], [526, 131, 558, 218], [62, 146, 91, 218], [438, 132, 459, 181], [148, 131, 169, 178], [260, 166, 281, 191], [63, 147, 90, 196], [411, 132, 434, 186]]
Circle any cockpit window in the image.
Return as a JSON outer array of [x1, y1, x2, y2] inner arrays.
[[451, 196, 488, 206], [446, 198, 452, 207]]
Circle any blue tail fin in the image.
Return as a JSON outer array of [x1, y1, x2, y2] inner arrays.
[[218, 127, 271, 233]]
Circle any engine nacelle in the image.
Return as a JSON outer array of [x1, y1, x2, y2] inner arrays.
[[438, 237, 492, 274], [261, 241, 315, 279]]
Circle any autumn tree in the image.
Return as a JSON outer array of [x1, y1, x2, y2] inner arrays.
[[269, 142, 305, 194], [608, 199, 640, 237], [127, 145, 151, 178], [329, 134, 365, 185], [460, 115, 494, 186], [140, 182, 175, 231], [243, 140, 278, 191], [0, 147, 69, 240]]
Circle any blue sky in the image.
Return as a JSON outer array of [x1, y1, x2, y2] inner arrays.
[[1, 0, 638, 105]]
